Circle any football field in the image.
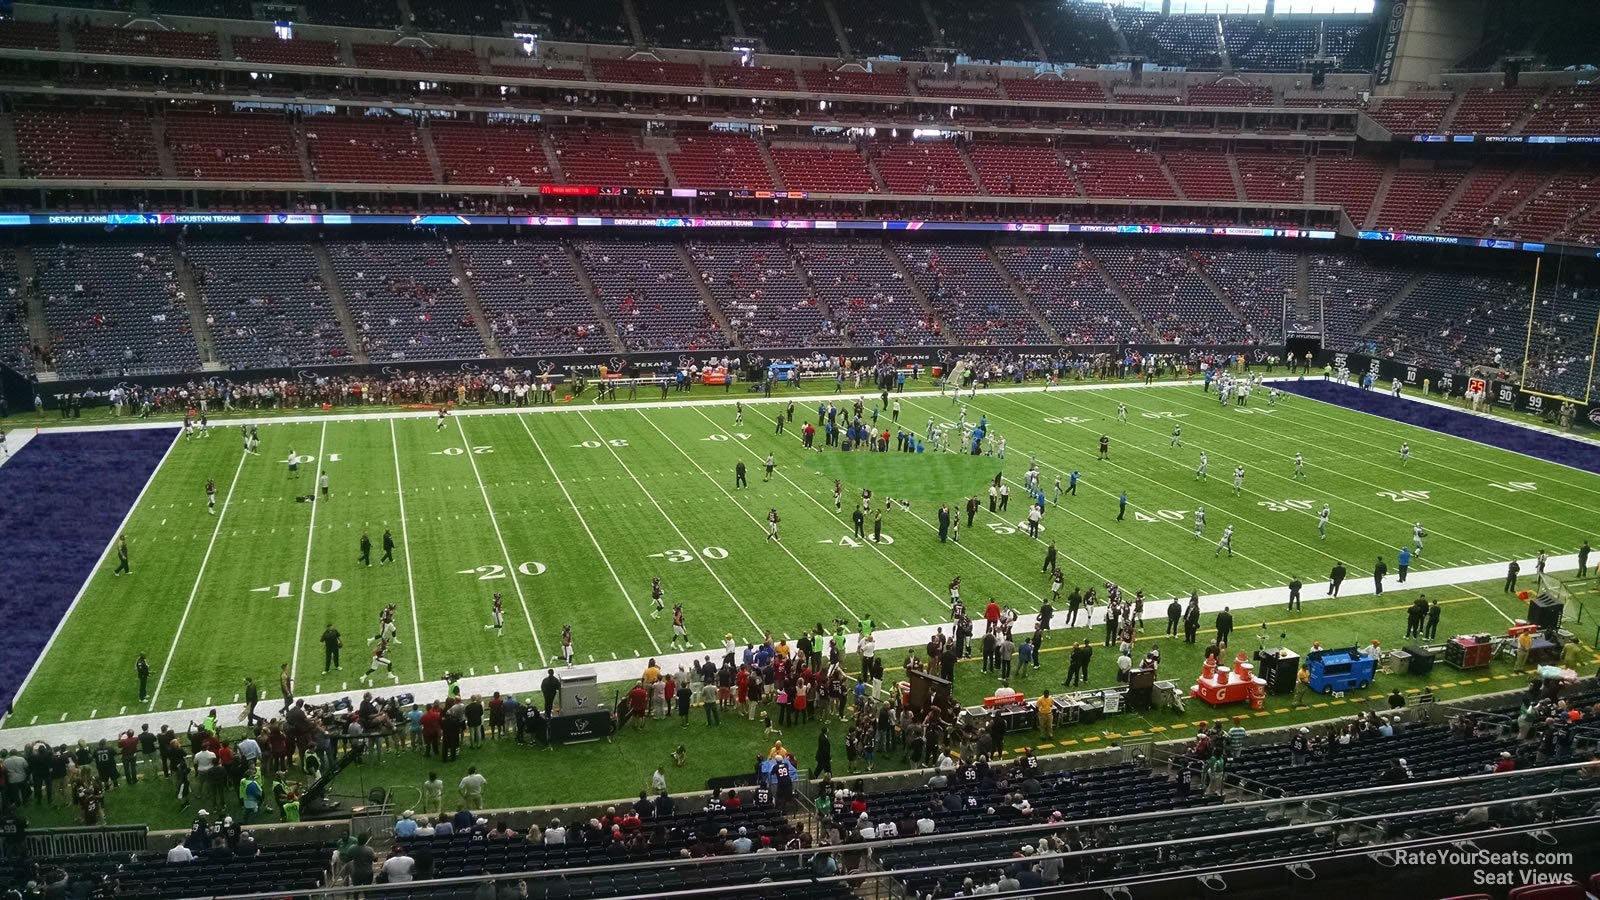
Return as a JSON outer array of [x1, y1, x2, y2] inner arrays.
[[6, 380, 1596, 729]]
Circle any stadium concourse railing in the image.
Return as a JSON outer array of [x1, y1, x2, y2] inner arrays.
[[201, 763, 1600, 900]]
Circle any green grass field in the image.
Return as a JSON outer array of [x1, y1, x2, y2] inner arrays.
[[8, 381, 1596, 726]]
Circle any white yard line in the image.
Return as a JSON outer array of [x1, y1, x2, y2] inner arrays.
[[1159, 387, 1593, 540], [288, 421, 328, 683], [637, 410, 862, 623], [898, 394, 1232, 592], [0, 427, 36, 469], [689, 406, 949, 613], [575, 410, 767, 642], [457, 416, 546, 663], [0, 428, 178, 727], [146, 446, 250, 710], [390, 419, 425, 678], [513, 412, 661, 656], [1094, 387, 1516, 560], [3, 550, 1566, 747], [1269, 379, 1600, 506]]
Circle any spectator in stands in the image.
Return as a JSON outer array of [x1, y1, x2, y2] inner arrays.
[[380, 844, 416, 883], [344, 834, 376, 886], [459, 766, 486, 808], [395, 809, 418, 838]]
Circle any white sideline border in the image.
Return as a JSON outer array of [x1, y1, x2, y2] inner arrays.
[[1, 376, 1594, 744]]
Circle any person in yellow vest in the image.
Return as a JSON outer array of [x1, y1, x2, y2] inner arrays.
[[1292, 665, 1311, 707], [1035, 693, 1054, 739], [1515, 631, 1534, 671]]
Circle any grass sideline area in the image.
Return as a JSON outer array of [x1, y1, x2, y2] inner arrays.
[[1, 378, 1596, 828]]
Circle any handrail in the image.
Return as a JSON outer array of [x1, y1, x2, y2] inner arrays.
[[206, 788, 1600, 900]]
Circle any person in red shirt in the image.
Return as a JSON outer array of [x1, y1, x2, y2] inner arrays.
[[118, 731, 139, 785], [1493, 751, 1516, 773], [421, 704, 443, 757], [628, 683, 648, 729], [984, 600, 1002, 633]]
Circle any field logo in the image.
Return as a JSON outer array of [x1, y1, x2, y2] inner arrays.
[[459, 362, 482, 373], [381, 366, 402, 377], [606, 356, 628, 372], [677, 354, 697, 371], [295, 369, 318, 382], [1588, 407, 1600, 427]]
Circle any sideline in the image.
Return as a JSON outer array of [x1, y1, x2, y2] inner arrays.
[[0, 551, 1568, 748]]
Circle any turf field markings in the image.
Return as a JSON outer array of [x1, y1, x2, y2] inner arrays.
[[1270, 386, 1600, 498], [288, 421, 329, 684], [59, 713, 67, 722], [389, 419, 426, 678], [1156, 389, 1590, 543], [513, 412, 662, 654], [638, 411, 862, 622], [574, 410, 766, 639], [1099, 391, 1516, 556], [690, 407, 947, 611], [900, 396, 1224, 593], [456, 417, 549, 662], [28, 716, 36, 725], [982, 394, 1316, 580], [146, 444, 251, 712]]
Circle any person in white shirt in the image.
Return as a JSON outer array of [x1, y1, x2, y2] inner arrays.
[[380, 848, 415, 883], [651, 768, 667, 794], [458, 767, 486, 807], [856, 816, 877, 840], [543, 820, 567, 845], [915, 815, 936, 835], [731, 827, 753, 853], [166, 844, 194, 863], [193, 748, 217, 775]]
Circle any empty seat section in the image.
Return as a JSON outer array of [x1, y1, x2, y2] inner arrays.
[[1306, 253, 1411, 351], [13, 107, 160, 179], [927, 0, 1036, 62], [351, 43, 481, 75], [1313, 156, 1384, 225], [810, 70, 911, 97], [1066, 145, 1177, 200], [898, 244, 1047, 344], [591, 58, 706, 88], [413, 0, 534, 37], [327, 238, 486, 361], [1503, 168, 1600, 241], [1165, 150, 1239, 201], [996, 244, 1144, 343], [165, 111, 303, 182], [1366, 272, 1529, 373], [1372, 169, 1465, 232], [1437, 164, 1543, 236], [1186, 83, 1275, 106], [550, 129, 666, 187], [841, 0, 935, 58], [36, 243, 200, 377], [871, 142, 977, 194], [1189, 248, 1294, 342], [231, 34, 341, 67], [0, 252, 36, 375], [456, 238, 607, 356], [73, 25, 218, 59], [1449, 87, 1540, 134], [0, 20, 60, 50], [636, 0, 730, 50], [189, 239, 347, 368], [431, 120, 553, 186], [1029, 2, 1119, 65], [968, 142, 1078, 196], [305, 116, 435, 184], [1523, 85, 1600, 135], [708, 65, 802, 92], [689, 240, 839, 347], [667, 132, 775, 190], [795, 242, 941, 346], [769, 145, 876, 193], [999, 78, 1106, 103], [1368, 96, 1452, 134], [735, 0, 840, 56], [1097, 248, 1249, 343], [578, 241, 726, 351], [1237, 152, 1306, 203]]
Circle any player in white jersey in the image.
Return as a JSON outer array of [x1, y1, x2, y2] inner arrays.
[[1196, 451, 1208, 481], [1193, 506, 1205, 538], [1293, 452, 1305, 479], [1231, 466, 1245, 496], [1413, 522, 1426, 555], [1215, 525, 1234, 557], [561, 624, 574, 666], [766, 508, 780, 542], [1171, 424, 1182, 447], [1318, 504, 1329, 540], [1117, 403, 1127, 423], [1399, 442, 1410, 465], [1268, 388, 1281, 405], [437, 407, 449, 431], [735, 401, 744, 425]]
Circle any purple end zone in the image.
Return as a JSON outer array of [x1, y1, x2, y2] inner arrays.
[[1278, 380, 1600, 476], [0, 428, 175, 715]]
